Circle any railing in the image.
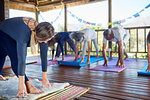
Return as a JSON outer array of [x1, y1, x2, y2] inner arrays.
[[66, 26, 150, 58]]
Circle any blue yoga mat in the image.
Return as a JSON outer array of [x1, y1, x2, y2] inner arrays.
[[58, 56, 104, 67], [137, 64, 150, 75]]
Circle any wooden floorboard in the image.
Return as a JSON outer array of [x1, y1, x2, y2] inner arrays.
[[2, 56, 150, 100]]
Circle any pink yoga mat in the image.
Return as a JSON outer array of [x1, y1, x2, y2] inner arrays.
[[34, 56, 76, 65], [89, 59, 136, 72]]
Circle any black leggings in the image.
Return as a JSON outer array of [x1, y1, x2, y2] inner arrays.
[[56, 38, 77, 57], [0, 30, 29, 82]]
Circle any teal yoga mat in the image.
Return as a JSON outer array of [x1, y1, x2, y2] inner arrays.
[[137, 64, 150, 75], [58, 56, 104, 67]]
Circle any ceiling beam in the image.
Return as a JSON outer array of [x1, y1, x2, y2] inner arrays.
[[10, 1, 35, 8]]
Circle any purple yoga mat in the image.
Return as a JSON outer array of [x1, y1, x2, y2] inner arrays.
[[34, 56, 76, 65], [89, 59, 136, 72]]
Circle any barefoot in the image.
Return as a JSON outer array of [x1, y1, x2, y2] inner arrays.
[[0, 75, 8, 81], [85, 60, 90, 64], [79, 59, 84, 63], [26, 81, 42, 94], [55, 56, 58, 61], [95, 56, 98, 59], [62, 55, 64, 61], [146, 65, 150, 72]]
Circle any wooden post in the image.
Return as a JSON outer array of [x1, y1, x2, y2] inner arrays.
[[108, 0, 112, 57], [0, 0, 5, 22], [0, 0, 9, 22], [35, 7, 39, 22], [64, 4, 67, 55], [35, 6, 40, 53]]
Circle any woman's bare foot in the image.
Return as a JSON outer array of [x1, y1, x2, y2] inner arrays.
[[55, 56, 58, 61], [0, 75, 8, 81], [26, 81, 42, 94], [85, 60, 90, 64], [95, 56, 98, 59], [79, 58, 84, 63]]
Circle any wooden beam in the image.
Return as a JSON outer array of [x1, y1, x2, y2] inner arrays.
[[38, 0, 105, 12], [64, 4, 67, 32], [108, 0, 112, 57], [38, 0, 63, 7], [108, 0, 112, 28], [10, 1, 35, 7], [64, 4, 67, 55], [0, 0, 5, 22], [11, 0, 33, 4], [9, 0, 105, 12]]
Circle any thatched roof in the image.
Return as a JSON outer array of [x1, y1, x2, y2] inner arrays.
[[9, 0, 105, 12]]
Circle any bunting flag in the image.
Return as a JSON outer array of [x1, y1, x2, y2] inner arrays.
[[67, 10, 97, 26], [37, 3, 150, 25], [110, 3, 150, 25], [38, 11, 46, 22], [133, 13, 140, 18], [145, 4, 150, 9], [38, 9, 63, 24]]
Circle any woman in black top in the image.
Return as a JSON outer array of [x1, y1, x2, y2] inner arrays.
[[48, 32, 77, 61], [0, 17, 54, 98]]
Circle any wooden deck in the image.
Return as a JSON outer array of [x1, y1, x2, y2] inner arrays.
[[2, 56, 150, 100]]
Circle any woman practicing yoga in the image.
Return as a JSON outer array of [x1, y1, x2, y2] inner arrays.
[[0, 17, 54, 98], [103, 26, 130, 67], [48, 32, 78, 61], [70, 28, 99, 63]]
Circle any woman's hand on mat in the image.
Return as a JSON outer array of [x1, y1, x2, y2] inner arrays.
[[62, 55, 64, 61], [116, 61, 120, 66], [17, 76, 28, 98], [120, 60, 124, 67], [42, 72, 51, 88], [116, 60, 125, 67], [119, 63, 125, 67], [42, 77, 51, 88], [0, 75, 8, 81], [116, 59, 121, 66], [103, 60, 108, 66]]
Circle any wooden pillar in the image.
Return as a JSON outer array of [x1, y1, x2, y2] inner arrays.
[[35, 7, 40, 53], [64, 4, 67, 55], [108, 0, 112, 57], [0, 0, 5, 22], [35, 7, 39, 22], [0, 0, 9, 22]]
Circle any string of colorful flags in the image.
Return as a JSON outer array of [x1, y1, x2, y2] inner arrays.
[[38, 3, 150, 26], [38, 9, 63, 24], [67, 10, 97, 26], [110, 3, 150, 25]]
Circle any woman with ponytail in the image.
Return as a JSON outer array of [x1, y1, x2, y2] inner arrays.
[[0, 17, 54, 98]]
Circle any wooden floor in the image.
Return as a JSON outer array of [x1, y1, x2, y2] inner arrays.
[[2, 56, 150, 100]]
